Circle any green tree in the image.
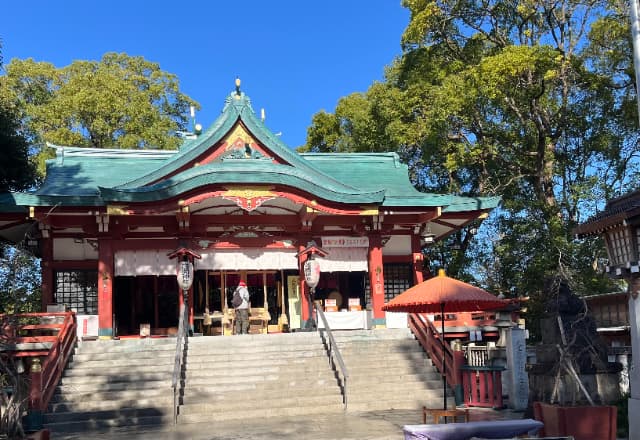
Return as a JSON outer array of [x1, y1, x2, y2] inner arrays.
[[0, 52, 199, 175], [304, 0, 631, 334]]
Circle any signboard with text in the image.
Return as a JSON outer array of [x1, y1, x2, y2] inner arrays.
[[321, 236, 369, 248]]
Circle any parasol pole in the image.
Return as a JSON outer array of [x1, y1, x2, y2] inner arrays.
[[441, 302, 447, 412]]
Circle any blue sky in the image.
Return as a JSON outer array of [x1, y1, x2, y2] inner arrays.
[[1, 1, 410, 148]]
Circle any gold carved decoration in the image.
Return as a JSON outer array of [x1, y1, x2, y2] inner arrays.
[[223, 186, 275, 199], [107, 205, 130, 215], [223, 124, 257, 150], [222, 186, 276, 212]]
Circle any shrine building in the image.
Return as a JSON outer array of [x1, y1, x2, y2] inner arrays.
[[0, 83, 500, 338]]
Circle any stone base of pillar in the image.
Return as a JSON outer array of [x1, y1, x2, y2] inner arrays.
[[630, 396, 640, 440]]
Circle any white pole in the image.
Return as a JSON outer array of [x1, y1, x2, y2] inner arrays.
[[630, 0, 640, 126]]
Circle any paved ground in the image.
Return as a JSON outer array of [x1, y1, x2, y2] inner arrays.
[[53, 408, 527, 440]]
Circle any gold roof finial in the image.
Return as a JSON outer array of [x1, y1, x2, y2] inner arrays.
[[235, 77, 241, 96]]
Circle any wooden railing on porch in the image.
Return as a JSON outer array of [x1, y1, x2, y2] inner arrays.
[[1, 312, 77, 423]]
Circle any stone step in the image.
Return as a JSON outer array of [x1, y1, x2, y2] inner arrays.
[[183, 378, 338, 394], [185, 363, 333, 378], [187, 354, 326, 368], [50, 387, 169, 403], [76, 339, 176, 354], [188, 333, 322, 346], [48, 395, 175, 413], [70, 351, 175, 363], [347, 372, 441, 385], [45, 406, 172, 425], [185, 349, 326, 362], [63, 364, 173, 377], [182, 386, 341, 404], [180, 393, 342, 413], [44, 413, 172, 433], [55, 379, 169, 394], [59, 372, 172, 386], [178, 403, 343, 424], [184, 370, 336, 386], [341, 355, 428, 364]]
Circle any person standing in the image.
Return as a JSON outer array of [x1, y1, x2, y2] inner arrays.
[[233, 280, 250, 335]]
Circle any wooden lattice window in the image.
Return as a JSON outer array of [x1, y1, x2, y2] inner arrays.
[[54, 270, 98, 314], [365, 263, 413, 304]]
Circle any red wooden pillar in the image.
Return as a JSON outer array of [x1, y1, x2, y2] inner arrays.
[[298, 245, 310, 323], [411, 234, 424, 285], [98, 239, 114, 339], [40, 237, 54, 311], [368, 234, 385, 324]]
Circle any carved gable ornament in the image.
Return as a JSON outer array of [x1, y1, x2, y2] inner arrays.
[[220, 124, 270, 161]]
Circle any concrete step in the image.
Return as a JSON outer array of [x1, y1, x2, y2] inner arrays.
[[185, 363, 333, 378], [181, 393, 342, 414], [44, 413, 172, 433], [347, 372, 441, 385], [182, 386, 341, 404], [50, 387, 169, 403], [184, 371, 336, 387], [48, 395, 175, 413], [186, 350, 326, 363], [63, 364, 173, 377], [183, 377, 338, 394], [56, 378, 170, 393], [70, 351, 175, 364], [178, 403, 343, 424], [59, 372, 172, 386], [45, 405, 172, 424]]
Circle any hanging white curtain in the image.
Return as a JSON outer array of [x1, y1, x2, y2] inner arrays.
[[317, 247, 368, 272], [115, 248, 299, 275], [199, 249, 298, 270]]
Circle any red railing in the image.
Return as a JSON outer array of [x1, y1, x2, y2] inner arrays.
[[408, 312, 505, 408], [408, 313, 464, 395], [1, 312, 77, 412]]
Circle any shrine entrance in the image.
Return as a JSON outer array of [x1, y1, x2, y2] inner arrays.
[[193, 270, 296, 335], [113, 275, 179, 337]]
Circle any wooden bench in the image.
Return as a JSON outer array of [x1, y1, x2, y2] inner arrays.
[[422, 407, 469, 424]]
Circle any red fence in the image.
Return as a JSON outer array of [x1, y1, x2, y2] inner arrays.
[[460, 365, 504, 408], [1, 312, 77, 414]]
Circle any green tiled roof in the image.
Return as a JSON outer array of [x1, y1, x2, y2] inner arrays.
[[100, 161, 385, 204], [302, 153, 451, 207], [0, 88, 501, 213]]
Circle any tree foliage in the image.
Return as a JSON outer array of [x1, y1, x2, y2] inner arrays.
[[304, 0, 633, 333], [0, 43, 37, 192], [0, 52, 199, 175]]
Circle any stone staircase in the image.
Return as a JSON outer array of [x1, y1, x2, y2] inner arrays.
[[178, 331, 344, 423], [44, 328, 449, 435], [331, 328, 454, 411], [44, 337, 176, 434]]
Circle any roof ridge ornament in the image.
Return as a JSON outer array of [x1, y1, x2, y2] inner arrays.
[[235, 77, 241, 98]]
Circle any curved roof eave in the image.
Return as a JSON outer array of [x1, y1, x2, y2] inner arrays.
[[99, 167, 386, 205]]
